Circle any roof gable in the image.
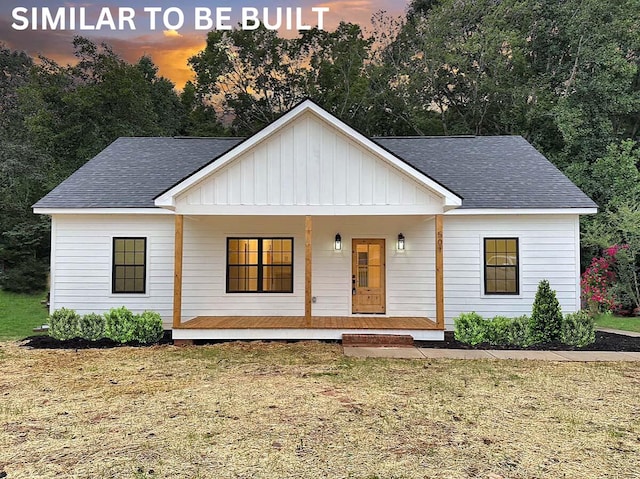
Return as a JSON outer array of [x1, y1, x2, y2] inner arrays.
[[155, 100, 462, 212]]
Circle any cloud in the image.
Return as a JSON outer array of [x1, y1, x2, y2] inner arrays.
[[0, 0, 411, 89], [89, 32, 205, 88], [0, 14, 204, 89], [163, 29, 183, 38]]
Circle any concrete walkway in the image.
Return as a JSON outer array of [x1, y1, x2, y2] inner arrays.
[[344, 347, 640, 361], [344, 327, 640, 361], [596, 327, 640, 337]]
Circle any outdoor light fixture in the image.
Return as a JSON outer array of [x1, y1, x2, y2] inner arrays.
[[397, 233, 405, 251], [335, 233, 342, 251]]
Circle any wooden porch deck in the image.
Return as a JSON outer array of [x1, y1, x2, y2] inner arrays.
[[175, 316, 441, 330]]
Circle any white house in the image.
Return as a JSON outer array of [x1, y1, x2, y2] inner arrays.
[[33, 100, 597, 344]]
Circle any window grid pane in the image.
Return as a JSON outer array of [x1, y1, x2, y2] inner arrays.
[[484, 238, 519, 295], [227, 238, 293, 293], [113, 238, 146, 294]]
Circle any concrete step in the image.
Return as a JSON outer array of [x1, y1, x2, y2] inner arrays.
[[342, 333, 414, 348]]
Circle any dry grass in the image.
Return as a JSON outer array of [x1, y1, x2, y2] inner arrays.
[[0, 341, 638, 479]]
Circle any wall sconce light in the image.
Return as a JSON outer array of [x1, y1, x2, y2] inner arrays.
[[335, 233, 342, 251], [397, 233, 405, 251]]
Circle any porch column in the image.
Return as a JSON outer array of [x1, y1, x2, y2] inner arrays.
[[435, 214, 444, 329], [305, 215, 312, 324], [173, 214, 184, 329]]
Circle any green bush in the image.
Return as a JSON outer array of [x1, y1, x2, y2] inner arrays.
[[505, 315, 531, 347], [561, 310, 596, 347], [49, 307, 81, 340], [133, 311, 164, 344], [529, 280, 563, 343], [486, 316, 512, 346], [76, 313, 105, 341], [454, 312, 488, 345], [104, 306, 136, 343]]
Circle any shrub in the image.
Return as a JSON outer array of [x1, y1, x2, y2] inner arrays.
[[76, 313, 105, 341], [581, 248, 618, 313], [561, 310, 596, 347], [529, 280, 563, 343], [49, 308, 80, 340], [486, 316, 512, 346], [133, 311, 164, 344], [104, 306, 136, 343], [454, 312, 488, 345], [505, 315, 531, 347]]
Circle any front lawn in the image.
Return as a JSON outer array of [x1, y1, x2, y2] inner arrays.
[[595, 312, 640, 333], [0, 341, 638, 478], [0, 290, 49, 340]]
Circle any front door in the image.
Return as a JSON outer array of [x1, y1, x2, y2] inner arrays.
[[352, 239, 386, 314]]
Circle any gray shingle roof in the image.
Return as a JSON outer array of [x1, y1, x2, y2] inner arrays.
[[34, 135, 596, 210], [34, 137, 243, 208], [375, 136, 597, 209]]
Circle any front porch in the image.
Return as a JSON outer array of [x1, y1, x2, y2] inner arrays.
[[170, 214, 446, 341], [172, 315, 444, 341]]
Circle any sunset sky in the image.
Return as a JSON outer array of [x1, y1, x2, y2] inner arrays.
[[1, 1, 409, 89]]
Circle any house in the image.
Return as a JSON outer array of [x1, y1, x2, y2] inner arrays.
[[33, 100, 597, 343]]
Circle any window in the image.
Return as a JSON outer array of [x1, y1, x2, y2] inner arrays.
[[112, 238, 146, 294], [227, 238, 293, 293], [484, 238, 519, 295]]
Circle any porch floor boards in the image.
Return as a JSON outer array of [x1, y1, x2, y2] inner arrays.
[[175, 316, 441, 330]]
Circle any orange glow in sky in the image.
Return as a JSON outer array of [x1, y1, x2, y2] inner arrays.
[[0, 1, 408, 89]]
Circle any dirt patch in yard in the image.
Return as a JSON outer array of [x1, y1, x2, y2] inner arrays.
[[0, 340, 638, 478], [416, 331, 640, 351]]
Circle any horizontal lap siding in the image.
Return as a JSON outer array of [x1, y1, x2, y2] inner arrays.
[[312, 216, 435, 318], [443, 215, 580, 329], [181, 217, 305, 317], [51, 215, 175, 328]]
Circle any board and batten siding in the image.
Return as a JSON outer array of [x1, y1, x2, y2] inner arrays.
[[443, 214, 581, 328], [174, 112, 443, 214], [50, 214, 175, 328]]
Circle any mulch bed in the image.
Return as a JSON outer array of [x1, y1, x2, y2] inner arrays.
[[20, 331, 173, 350], [416, 331, 640, 352], [19, 330, 640, 352]]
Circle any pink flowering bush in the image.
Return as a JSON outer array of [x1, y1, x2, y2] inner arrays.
[[581, 244, 630, 313]]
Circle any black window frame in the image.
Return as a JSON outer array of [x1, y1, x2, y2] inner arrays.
[[226, 237, 294, 293], [112, 237, 147, 294], [483, 237, 519, 295]]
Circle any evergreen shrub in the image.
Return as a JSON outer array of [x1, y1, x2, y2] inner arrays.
[[454, 312, 488, 345], [76, 313, 105, 341], [529, 280, 563, 344], [133, 311, 164, 344], [561, 310, 596, 347], [49, 307, 80, 340]]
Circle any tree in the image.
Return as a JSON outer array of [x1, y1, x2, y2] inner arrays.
[[529, 280, 563, 343], [0, 44, 51, 292], [0, 39, 189, 292], [189, 23, 384, 135]]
